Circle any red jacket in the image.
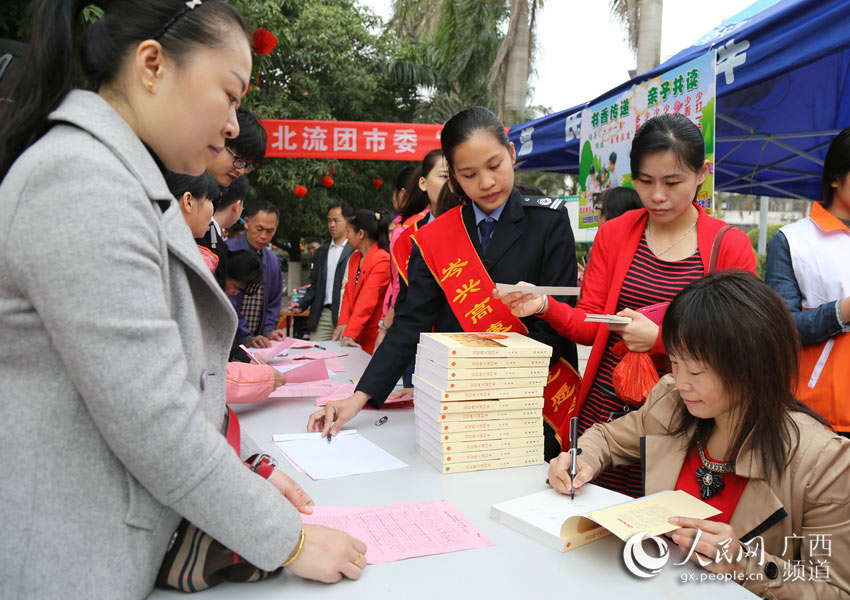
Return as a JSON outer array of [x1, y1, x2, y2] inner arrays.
[[544, 205, 757, 419], [338, 242, 391, 354]]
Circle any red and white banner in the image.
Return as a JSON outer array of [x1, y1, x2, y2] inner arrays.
[[261, 119, 443, 161]]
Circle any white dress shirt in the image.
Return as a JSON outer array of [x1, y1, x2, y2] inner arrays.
[[324, 239, 348, 306]]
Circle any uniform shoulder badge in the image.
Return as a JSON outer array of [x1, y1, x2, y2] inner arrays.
[[522, 195, 569, 211]]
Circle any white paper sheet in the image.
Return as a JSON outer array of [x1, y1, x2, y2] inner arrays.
[[272, 430, 408, 480]]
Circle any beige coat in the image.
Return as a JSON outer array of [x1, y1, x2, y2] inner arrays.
[[580, 375, 850, 599]]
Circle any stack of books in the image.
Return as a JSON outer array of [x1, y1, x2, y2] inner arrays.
[[413, 332, 552, 473]]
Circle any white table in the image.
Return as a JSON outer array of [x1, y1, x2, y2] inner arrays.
[[150, 342, 755, 599]]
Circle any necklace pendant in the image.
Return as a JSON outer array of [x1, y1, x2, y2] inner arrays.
[[696, 465, 725, 500]]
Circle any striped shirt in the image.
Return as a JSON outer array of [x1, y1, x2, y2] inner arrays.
[[579, 235, 704, 497]]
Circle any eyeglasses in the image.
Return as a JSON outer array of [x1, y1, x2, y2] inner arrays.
[[225, 146, 256, 173]]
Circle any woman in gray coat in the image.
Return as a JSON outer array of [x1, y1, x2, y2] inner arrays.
[[0, 1, 365, 598]]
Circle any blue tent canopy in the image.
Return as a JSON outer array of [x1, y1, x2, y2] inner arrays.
[[509, 0, 850, 200]]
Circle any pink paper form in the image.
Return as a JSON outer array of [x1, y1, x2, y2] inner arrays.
[[300, 500, 494, 564], [315, 384, 413, 406], [268, 380, 339, 398], [282, 359, 329, 383]]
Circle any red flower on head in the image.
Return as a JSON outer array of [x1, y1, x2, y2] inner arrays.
[[294, 185, 308, 198], [252, 28, 278, 56]]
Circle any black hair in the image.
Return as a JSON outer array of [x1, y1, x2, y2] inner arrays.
[[216, 174, 248, 211], [227, 249, 261, 285], [630, 114, 705, 178], [226, 219, 245, 238], [600, 186, 643, 220], [348, 209, 390, 252], [306, 237, 321, 246], [608, 151, 617, 165], [244, 200, 280, 222], [588, 164, 596, 175], [663, 271, 830, 482], [164, 169, 219, 202], [228, 107, 267, 168], [434, 182, 462, 217], [441, 107, 511, 205], [0, 0, 249, 179], [514, 182, 545, 196], [821, 126, 850, 208], [398, 149, 444, 222], [328, 202, 353, 218], [0, 39, 26, 102], [393, 165, 417, 193]]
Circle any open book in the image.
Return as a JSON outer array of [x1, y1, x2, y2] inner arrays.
[[490, 485, 720, 552]]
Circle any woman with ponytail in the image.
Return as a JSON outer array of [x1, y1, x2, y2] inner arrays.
[[0, 1, 364, 596], [310, 107, 579, 460], [333, 209, 392, 354]]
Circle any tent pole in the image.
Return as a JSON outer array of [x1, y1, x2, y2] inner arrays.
[[758, 196, 769, 256]]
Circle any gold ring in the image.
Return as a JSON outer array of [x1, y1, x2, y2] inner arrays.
[[354, 552, 362, 566]]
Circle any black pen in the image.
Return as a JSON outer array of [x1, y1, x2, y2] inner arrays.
[[315, 345, 327, 350], [326, 432, 333, 444], [568, 417, 581, 501]]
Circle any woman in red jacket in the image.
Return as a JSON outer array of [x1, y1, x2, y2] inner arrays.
[[497, 114, 757, 497], [333, 209, 392, 354]]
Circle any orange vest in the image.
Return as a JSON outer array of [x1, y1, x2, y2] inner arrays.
[[781, 202, 850, 431]]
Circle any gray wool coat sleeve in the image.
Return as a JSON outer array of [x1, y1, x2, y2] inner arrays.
[[0, 91, 299, 599]]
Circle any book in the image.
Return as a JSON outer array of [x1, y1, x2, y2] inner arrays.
[[417, 435, 543, 464], [413, 393, 544, 414], [415, 414, 542, 434], [424, 425, 544, 444], [419, 446, 544, 473], [419, 332, 553, 358], [415, 435, 545, 454], [414, 402, 543, 423], [414, 360, 547, 391], [490, 486, 721, 552], [416, 344, 551, 369], [415, 357, 548, 381], [412, 374, 542, 401]]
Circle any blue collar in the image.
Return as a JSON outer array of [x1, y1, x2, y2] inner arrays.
[[471, 200, 506, 225]]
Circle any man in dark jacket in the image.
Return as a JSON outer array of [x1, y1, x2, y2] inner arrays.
[[292, 203, 353, 340], [227, 202, 285, 348]]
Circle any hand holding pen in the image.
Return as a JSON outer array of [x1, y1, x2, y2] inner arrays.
[[547, 418, 593, 498], [568, 417, 581, 500]]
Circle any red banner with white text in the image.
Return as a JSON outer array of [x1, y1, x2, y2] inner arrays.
[[260, 119, 443, 160]]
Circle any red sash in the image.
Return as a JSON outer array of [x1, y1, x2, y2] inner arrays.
[[391, 210, 429, 285], [413, 206, 581, 440]]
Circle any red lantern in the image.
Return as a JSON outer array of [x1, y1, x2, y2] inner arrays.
[[329, 167, 335, 175], [321, 176, 334, 188], [252, 28, 278, 56], [293, 185, 308, 198], [372, 178, 383, 189]]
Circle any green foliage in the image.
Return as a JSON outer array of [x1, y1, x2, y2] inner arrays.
[[756, 253, 767, 281], [387, 0, 508, 122], [746, 223, 782, 252], [229, 0, 421, 258], [0, 0, 29, 40], [747, 224, 781, 280]]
